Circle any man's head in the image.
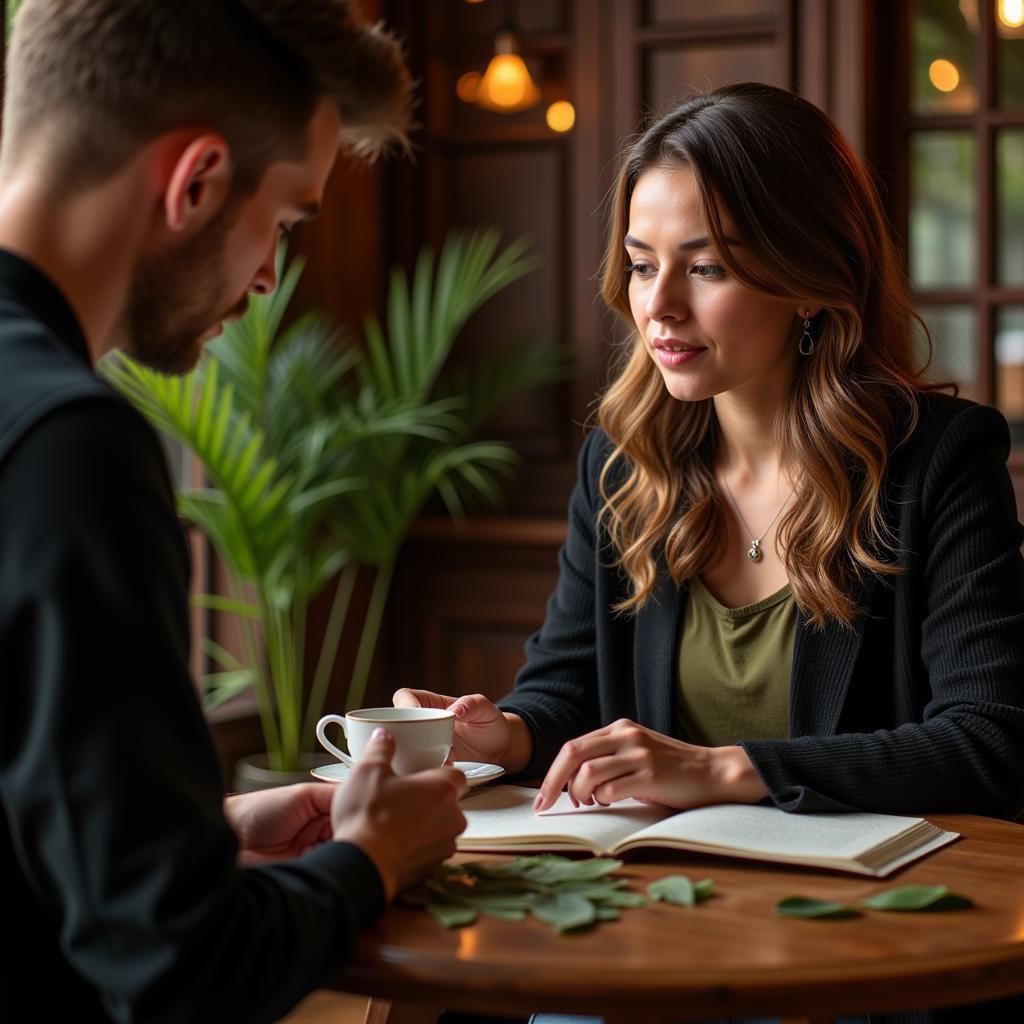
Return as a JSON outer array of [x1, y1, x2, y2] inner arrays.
[[1, 0, 412, 371], [3, 0, 411, 193]]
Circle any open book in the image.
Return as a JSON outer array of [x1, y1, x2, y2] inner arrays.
[[458, 785, 959, 877]]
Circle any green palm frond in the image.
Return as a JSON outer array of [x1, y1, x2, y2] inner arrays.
[[359, 228, 538, 405]]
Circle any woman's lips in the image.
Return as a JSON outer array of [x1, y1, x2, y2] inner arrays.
[[653, 340, 706, 368]]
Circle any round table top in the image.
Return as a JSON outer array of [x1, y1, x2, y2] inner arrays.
[[334, 813, 1024, 1021]]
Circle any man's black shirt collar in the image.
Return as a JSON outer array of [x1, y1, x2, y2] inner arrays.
[[0, 248, 90, 366]]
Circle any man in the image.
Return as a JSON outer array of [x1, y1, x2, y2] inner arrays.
[[0, 2, 466, 1021]]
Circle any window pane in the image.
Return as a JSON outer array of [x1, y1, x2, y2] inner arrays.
[[997, 129, 1024, 284], [997, 0, 1024, 108], [909, 132, 977, 288], [996, 307, 1024, 434], [911, 0, 978, 114], [917, 305, 978, 399]]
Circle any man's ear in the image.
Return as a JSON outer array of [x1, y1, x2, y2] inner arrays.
[[162, 134, 233, 234]]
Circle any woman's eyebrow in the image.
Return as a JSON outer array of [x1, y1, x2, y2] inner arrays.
[[623, 234, 740, 251]]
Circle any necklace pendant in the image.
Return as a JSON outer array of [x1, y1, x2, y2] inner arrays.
[[747, 540, 763, 563]]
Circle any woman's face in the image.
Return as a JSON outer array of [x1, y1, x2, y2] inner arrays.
[[625, 163, 803, 407]]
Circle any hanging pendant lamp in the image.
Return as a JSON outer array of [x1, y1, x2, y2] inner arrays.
[[472, 28, 541, 113]]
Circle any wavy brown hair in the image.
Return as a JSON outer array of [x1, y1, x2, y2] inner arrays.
[[597, 83, 942, 628]]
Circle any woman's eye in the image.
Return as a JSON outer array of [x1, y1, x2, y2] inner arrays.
[[624, 262, 655, 279], [691, 263, 725, 280]]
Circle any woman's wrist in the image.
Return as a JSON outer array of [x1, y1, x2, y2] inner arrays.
[[709, 745, 770, 804], [501, 712, 533, 775]]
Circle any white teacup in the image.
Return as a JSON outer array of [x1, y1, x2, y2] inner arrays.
[[315, 707, 455, 775]]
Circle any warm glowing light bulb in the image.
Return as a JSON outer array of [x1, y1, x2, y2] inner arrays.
[[1000, 0, 1024, 28], [929, 58, 960, 93], [478, 53, 540, 110], [466, 30, 541, 113], [546, 100, 575, 133]]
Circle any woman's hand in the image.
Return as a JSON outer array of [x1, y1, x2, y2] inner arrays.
[[532, 719, 769, 811], [225, 783, 335, 865], [393, 688, 532, 773]]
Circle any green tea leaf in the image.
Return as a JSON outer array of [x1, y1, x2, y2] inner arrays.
[[558, 880, 633, 898], [648, 875, 695, 907], [775, 896, 861, 919], [694, 878, 715, 903], [595, 890, 647, 908], [428, 904, 478, 928], [531, 892, 597, 933], [860, 885, 974, 912], [595, 906, 620, 921], [521, 856, 624, 883], [646, 875, 715, 907]]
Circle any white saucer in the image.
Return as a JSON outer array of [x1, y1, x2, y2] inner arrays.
[[311, 760, 506, 788]]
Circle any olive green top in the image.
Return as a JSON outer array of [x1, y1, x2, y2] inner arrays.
[[674, 576, 796, 747]]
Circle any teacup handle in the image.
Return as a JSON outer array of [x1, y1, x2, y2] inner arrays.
[[315, 714, 356, 768]]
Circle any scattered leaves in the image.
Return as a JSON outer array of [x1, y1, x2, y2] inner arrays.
[[778, 883, 976, 921], [401, 856, 714, 934], [647, 875, 715, 907], [859, 885, 974, 912], [775, 896, 862, 920]]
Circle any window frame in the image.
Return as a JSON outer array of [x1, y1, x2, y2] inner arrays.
[[879, 0, 1024, 459]]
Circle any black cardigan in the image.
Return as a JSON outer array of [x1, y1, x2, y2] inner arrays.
[[498, 392, 1024, 821]]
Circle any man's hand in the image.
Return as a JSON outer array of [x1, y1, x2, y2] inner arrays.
[[532, 719, 769, 812], [393, 688, 532, 774], [331, 728, 468, 900], [225, 784, 335, 866]]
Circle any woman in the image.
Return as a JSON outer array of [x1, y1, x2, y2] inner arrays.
[[398, 84, 1024, 837]]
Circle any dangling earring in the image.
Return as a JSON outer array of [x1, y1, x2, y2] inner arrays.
[[799, 309, 815, 356]]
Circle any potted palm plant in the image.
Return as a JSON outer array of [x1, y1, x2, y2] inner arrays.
[[105, 229, 564, 782]]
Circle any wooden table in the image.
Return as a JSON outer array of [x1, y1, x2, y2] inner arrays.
[[330, 814, 1024, 1024]]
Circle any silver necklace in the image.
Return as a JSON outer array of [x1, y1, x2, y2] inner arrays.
[[719, 478, 792, 563]]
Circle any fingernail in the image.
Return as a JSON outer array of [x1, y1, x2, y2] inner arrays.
[[532, 793, 545, 811], [454, 704, 465, 717], [372, 727, 389, 740]]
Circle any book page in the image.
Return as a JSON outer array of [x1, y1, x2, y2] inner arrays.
[[622, 804, 928, 859], [459, 785, 672, 853]]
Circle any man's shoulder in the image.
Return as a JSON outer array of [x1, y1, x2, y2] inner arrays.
[[0, 307, 139, 470]]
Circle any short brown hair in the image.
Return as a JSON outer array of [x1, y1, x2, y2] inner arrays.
[[2, 0, 412, 193]]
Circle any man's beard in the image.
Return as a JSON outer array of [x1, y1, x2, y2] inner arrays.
[[118, 196, 245, 376]]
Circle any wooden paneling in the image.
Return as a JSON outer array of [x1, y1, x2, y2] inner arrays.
[[646, 42, 784, 110], [372, 518, 565, 706], [442, 144, 567, 458], [645, 0, 782, 23]]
